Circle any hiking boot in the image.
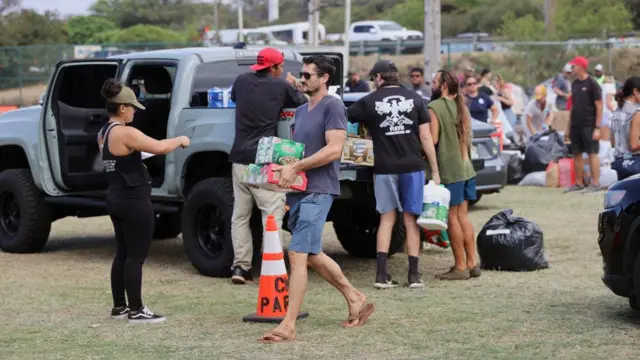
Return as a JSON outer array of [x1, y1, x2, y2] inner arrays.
[[111, 306, 129, 319], [469, 266, 482, 278], [408, 273, 425, 289], [231, 266, 253, 284], [374, 275, 399, 289], [564, 184, 585, 193], [128, 307, 166, 324], [435, 267, 471, 280]]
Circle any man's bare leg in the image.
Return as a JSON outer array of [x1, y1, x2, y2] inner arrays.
[[458, 201, 478, 270], [436, 205, 471, 280], [589, 153, 600, 187], [308, 253, 371, 325], [264, 251, 308, 340], [375, 211, 397, 288]]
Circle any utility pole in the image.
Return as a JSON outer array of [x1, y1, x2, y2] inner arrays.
[[344, 0, 351, 80], [432, 0, 441, 74], [544, 0, 556, 36], [308, 0, 315, 46], [238, 0, 244, 42], [213, 0, 220, 44], [423, 0, 435, 85]]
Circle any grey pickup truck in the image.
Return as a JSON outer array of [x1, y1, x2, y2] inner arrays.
[[0, 45, 436, 278]]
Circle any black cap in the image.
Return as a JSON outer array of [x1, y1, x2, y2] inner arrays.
[[369, 60, 398, 78]]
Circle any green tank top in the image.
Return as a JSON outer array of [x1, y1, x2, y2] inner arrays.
[[426, 98, 476, 184]]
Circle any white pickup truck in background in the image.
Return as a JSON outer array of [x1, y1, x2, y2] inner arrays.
[[348, 20, 423, 42]]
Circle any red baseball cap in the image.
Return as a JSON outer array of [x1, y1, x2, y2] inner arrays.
[[250, 48, 284, 71], [568, 56, 588, 69]]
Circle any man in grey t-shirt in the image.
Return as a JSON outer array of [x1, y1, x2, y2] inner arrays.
[[259, 55, 373, 343], [553, 64, 572, 110]]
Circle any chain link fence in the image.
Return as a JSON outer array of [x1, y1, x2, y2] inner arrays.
[[1, 39, 639, 107]]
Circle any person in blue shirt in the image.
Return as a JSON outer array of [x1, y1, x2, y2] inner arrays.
[[344, 71, 370, 93], [464, 76, 499, 123]]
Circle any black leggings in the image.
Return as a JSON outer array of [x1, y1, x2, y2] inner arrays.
[[107, 195, 154, 311]]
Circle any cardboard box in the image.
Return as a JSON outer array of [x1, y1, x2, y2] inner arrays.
[[241, 164, 307, 192], [341, 138, 374, 167], [255, 136, 306, 165], [549, 110, 570, 134]]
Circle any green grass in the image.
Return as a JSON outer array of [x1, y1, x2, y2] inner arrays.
[[2, 186, 640, 359]]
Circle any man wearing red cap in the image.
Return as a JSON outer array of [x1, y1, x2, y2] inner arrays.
[[229, 48, 307, 284], [564, 56, 603, 193]]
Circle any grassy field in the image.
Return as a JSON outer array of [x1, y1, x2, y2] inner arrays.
[[1, 186, 640, 359]]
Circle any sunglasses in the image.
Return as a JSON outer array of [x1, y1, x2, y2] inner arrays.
[[299, 71, 318, 80], [466, 82, 477, 86]]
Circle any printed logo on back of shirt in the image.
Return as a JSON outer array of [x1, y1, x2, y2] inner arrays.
[[375, 95, 414, 136]]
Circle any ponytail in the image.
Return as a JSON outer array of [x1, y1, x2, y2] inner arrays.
[[617, 76, 640, 109], [454, 93, 471, 158], [615, 89, 625, 109]]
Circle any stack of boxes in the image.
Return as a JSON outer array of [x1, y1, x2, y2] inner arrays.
[[241, 136, 308, 192], [341, 122, 374, 167]]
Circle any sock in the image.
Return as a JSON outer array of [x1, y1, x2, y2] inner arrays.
[[376, 252, 388, 281], [408, 256, 419, 278]]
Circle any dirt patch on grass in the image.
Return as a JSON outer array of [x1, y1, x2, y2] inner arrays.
[[1, 186, 640, 359]]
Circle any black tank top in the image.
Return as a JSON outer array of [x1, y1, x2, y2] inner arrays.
[[497, 90, 512, 110], [100, 122, 152, 198]]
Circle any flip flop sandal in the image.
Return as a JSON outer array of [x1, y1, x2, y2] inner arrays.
[[341, 303, 375, 328], [258, 328, 296, 344]]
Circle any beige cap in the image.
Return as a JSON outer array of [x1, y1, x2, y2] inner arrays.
[[534, 84, 547, 100], [109, 86, 145, 110]]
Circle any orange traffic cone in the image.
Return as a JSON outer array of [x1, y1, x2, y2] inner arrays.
[[242, 215, 309, 323]]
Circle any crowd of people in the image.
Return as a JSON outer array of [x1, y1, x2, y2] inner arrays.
[[93, 46, 639, 342]]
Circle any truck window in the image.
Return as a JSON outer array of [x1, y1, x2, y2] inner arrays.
[[54, 64, 118, 109], [189, 59, 303, 108]]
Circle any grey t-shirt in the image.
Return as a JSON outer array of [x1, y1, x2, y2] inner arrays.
[[610, 101, 640, 158], [289, 95, 347, 197], [553, 74, 570, 110]]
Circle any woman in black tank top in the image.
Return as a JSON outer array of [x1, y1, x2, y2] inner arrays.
[[98, 79, 189, 324]]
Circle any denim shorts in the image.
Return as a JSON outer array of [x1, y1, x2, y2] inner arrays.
[[286, 193, 334, 255], [374, 170, 425, 215], [445, 178, 477, 207]]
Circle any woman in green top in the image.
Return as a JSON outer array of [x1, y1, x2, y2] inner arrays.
[[427, 70, 481, 280]]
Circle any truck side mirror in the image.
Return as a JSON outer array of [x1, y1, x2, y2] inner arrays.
[[369, 28, 378, 34], [39, 93, 45, 106]]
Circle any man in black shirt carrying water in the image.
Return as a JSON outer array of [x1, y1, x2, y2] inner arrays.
[[347, 60, 440, 289]]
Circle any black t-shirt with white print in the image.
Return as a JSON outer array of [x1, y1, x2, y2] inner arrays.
[[347, 85, 430, 174]]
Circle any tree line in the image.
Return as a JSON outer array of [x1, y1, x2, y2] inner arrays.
[[0, 0, 638, 47]]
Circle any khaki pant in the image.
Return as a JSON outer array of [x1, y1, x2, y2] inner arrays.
[[231, 163, 286, 271]]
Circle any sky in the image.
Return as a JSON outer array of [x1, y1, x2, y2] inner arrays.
[[21, 0, 92, 15]]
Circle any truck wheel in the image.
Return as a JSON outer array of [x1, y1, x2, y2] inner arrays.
[[0, 169, 52, 253], [630, 254, 640, 311], [153, 213, 182, 239], [181, 178, 261, 278], [333, 203, 405, 258]]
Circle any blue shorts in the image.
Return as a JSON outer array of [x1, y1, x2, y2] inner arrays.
[[445, 178, 477, 207], [286, 193, 334, 255], [374, 171, 425, 215]]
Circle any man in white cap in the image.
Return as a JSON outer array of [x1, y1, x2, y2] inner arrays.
[[593, 64, 605, 86], [552, 63, 573, 110]]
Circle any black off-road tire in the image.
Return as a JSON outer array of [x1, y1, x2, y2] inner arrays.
[[0, 169, 52, 253], [630, 254, 640, 311], [332, 201, 406, 259], [153, 213, 182, 239], [181, 178, 261, 278], [468, 195, 482, 207]]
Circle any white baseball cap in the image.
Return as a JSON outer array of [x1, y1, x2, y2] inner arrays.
[[595, 64, 604, 71], [563, 63, 572, 73]]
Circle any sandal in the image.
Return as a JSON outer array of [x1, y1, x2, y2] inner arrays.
[[258, 325, 296, 344], [341, 303, 375, 328]]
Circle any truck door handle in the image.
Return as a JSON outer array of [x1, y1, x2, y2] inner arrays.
[[88, 113, 104, 123]]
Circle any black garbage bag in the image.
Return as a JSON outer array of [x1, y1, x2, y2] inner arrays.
[[501, 152, 524, 185], [477, 209, 549, 271], [522, 130, 568, 174]]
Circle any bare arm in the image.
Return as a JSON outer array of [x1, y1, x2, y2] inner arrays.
[[490, 104, 499, 122], [121, 127, 185, 155], [595, 100, 603, 128], [498, 89, 514, 106], [629, 113, 640, 152], [526, 114, 536, 135], [293, 129, 346, 172], [428, 109, 439, 145], [606, 93, 616, 112], [419, 123, 439, 176]]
